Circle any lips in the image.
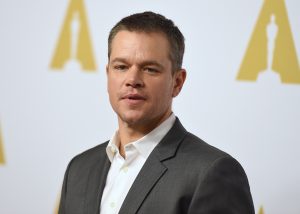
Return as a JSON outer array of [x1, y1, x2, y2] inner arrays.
[[121, 93, 146, 105], [122, 94, 146, 100]]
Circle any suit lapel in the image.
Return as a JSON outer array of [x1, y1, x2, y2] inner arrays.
[[85, 144, 111, 214], [119, 155, 167, 214], [119, 118, 187, 214]]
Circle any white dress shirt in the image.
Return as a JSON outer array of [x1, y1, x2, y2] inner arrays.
[[100, 114, 176, 214]]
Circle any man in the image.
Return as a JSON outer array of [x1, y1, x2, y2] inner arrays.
[[59, 11, 254, 214]]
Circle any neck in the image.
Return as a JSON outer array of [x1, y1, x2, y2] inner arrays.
[[117, 112, 172, 157]]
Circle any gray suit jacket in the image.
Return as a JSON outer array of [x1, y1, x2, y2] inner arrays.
[[59, 118, 254, 214]]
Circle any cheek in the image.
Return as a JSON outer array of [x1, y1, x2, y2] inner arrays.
[[107, 75, 119, 92], [153, 81, 173, 102], [164, 78, 175, 97], [107, 79, 113, 96], [107, 77, 119, 102]]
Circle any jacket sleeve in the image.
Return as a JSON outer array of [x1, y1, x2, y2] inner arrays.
[[187, 156, 255, 214], [58, 158, 74, 214]]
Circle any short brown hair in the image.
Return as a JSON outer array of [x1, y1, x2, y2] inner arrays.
[[108, 11, 185, 72]]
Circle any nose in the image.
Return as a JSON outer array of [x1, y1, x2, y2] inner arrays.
[[125, 67, 144, 88]]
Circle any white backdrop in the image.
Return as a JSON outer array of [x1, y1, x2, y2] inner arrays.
[[1, 0, 299, 213]]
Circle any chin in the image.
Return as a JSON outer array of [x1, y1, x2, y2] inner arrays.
[[123, 117, 145, 126], [119, 112, 143, 123]]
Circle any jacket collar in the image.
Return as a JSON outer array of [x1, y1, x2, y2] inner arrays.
[[118, 117, 187, 214]]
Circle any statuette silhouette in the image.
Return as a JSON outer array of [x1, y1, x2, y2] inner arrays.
[[65, 12, 82, 71], [258, 14, 280, 83]]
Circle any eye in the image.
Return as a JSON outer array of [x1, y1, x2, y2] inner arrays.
[[113, 64, 128, 71], [144, 67, 159, 73]]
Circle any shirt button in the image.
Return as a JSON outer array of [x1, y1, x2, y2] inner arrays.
[[110, 201, 116, 208], [123, 166, 129, 173]]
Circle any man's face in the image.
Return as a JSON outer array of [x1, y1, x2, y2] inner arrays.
[[107, 30, 185, 129]]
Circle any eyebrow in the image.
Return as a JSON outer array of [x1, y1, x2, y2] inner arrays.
[[110, 58, 165, 70], [110, 58, 127, 64]]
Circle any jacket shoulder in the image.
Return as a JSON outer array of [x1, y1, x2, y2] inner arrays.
[[66, 141, 109, 172], [75, 141, 108, 160], [180, 132, 231, 162]]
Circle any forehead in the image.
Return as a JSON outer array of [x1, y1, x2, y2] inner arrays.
[[110, 30, 171, 60]]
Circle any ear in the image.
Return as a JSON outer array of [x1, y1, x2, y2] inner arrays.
[[172, 69, 186, 97], [106, 64, 109, 75], [106, 64, 110, 92]]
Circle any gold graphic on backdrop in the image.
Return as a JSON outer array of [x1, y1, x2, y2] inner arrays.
[[237, 0, 300, 84], [0, 125, 5, 165], [258, 206, 265, 214], [50, 0, 97, 71]]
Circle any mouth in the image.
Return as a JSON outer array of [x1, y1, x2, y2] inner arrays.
[[121, 94, 146, 104], [122, 94, 146, 100]]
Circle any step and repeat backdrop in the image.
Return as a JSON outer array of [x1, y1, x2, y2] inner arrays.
[[1, 0, 299, 213]]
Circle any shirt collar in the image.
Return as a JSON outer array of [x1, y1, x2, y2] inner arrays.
[[106, 132, 120, 162], [106, 113, 176, 162]]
